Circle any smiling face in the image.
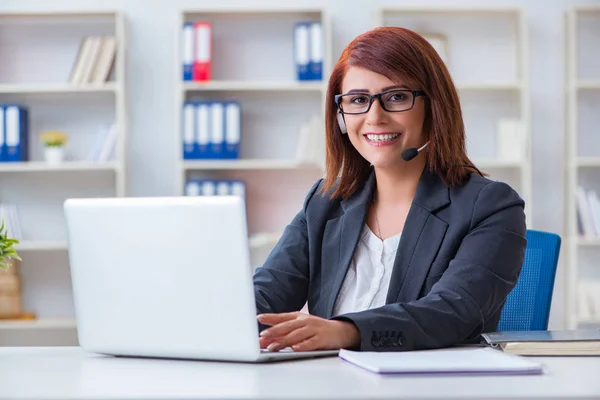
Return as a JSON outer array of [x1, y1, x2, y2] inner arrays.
[[340, 66, 426, 170]]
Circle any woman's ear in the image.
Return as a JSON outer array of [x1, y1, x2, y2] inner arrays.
[[336, 112, 347, 134]]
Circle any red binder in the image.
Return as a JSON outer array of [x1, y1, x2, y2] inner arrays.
[[193, 22, 212, 81]]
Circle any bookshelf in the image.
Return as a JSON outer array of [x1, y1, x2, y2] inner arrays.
[[176, 7, 331, 266], [564, 6, 600, 329], [373, 6, 532, 226], [0, 11, 127, 345]]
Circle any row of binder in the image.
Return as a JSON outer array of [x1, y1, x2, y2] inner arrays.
[[182, 22, 212, 81], [183, 101, 241, 159], [181, 20, 323, 82], [185, 179, 246, 197], [0, 105, 28, 163], [294, 22, 323, 81]]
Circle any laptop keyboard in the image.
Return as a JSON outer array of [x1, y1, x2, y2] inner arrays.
[[260, 347, 295, 353]]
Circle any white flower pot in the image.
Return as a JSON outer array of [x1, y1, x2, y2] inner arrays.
[[44, 147, 65, 164]]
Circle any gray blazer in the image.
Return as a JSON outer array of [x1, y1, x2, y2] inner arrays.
[[253, 167, 527, 352]]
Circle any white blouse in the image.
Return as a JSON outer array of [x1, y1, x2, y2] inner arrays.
[[332, 224, 401, 316]]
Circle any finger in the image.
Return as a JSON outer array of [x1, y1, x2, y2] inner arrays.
[[268, 327, 314, 352], [257, 312, 300, 325], [291, 336, 324, 352], [260, 318, 306, 339], [259, 336, 283, 349]]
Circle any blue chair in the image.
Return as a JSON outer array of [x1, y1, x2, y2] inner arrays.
[[496, 229, 562, 331]]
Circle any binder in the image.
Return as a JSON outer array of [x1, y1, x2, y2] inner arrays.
[[196, 102, 210, 159], [216, 180, 229, 196], [0, 105, 4, 162], [481, 329, 600, 356], [4, 105, 28, 162], [308, 22, 323, 81], [182, 102, 195, 159], [230, 180, 246, 198], [185, 179, 201, 196], [193, 22, 212, 81], [294, 23, 310, 81], [209, 102, 224, 159], [200, 180, 216, 196], [224, 101, 241, 159], [182, 23, 194, 81]]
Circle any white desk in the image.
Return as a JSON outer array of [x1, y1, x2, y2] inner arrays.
[[1, 347, 599, 400]]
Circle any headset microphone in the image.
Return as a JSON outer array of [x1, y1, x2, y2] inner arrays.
[[401, 142, 429, 161], [401, 141, 483, 177]]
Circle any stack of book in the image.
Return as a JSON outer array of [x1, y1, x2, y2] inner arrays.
[[69, 35, 117, 84], [576, 185, 600, 239]]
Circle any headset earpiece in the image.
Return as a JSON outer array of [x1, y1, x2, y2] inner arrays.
[[336, 112, 347, 134]]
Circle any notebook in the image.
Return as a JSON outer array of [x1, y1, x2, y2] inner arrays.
[[481, 329, 600, 356], [338, 347, 543, 375]]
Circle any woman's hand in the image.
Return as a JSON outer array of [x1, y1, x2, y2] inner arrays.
[[257, 312, 360, 352]]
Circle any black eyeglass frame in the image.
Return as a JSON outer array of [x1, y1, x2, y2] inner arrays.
[[334, 89, 426, 114]]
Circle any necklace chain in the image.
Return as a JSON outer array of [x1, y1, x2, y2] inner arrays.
[[374, 196, 382, 240]]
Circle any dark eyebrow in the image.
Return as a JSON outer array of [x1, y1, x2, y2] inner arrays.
[[346, 85, 409, 94]]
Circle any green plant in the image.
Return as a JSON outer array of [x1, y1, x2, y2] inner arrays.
[[40, 130, 68, 147], [0, 218, 21, 270]]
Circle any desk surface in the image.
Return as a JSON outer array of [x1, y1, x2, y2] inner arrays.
[[1, 347, 600, 400]]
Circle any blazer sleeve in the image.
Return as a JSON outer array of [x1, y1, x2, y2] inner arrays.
[[253, 179, 322, 315], [333, 181, 527, 352]]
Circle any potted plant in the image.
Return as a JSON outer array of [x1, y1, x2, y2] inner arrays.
[[0, 218, 21, 271], [0, 218, 23, 318], [40, 130, 68, 164]]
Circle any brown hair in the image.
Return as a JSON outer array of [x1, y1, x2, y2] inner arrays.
[[321, 26, 481, 200]]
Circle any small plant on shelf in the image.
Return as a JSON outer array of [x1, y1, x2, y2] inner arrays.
[[40, 130, 69, 164], [0, 218, 21, 271]]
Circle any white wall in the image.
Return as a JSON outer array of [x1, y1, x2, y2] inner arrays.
[[2, 0, 599, 329]]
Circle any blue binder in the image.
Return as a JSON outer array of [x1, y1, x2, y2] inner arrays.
[[195, 101, 210, 159], [294, 22, 310, 81], [224, 101, 241, 159], [0, 105, 5, 162], [182, 102, 196, 159], [208, 102, 224, 159], [182, 23, 194, 81], [308, 22, 323, 81], [3, 105, 28, 162]]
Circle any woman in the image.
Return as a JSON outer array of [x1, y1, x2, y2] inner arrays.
[[253, 27, 527, 352]]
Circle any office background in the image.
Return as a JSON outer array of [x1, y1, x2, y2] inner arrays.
[[0, 0, 598, 346]]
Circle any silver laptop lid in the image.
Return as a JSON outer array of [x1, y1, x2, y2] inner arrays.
[[64, 196, 261, 361]]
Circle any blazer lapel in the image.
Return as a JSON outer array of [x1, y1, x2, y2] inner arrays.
[[324, 171, 376, 318], [386, 168, 450, 304]]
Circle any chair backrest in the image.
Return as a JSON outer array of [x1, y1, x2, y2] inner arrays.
[[496, 229, 561, 331]]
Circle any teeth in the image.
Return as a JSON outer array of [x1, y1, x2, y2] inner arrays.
[[366, 133, 399, 142]]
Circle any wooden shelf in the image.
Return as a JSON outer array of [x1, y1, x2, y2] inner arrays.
[[456, 82, 521, 91], [0, 161, 120, 172], [577, 238, 600, 247], [0, 318, 76, 330], [577, 81, 600, 90], [0, 83, 118, 95], [183, 80, 324, 92], [577, 157, 600, 167], [472, 159, 525, 169], [15, 241, 68, 251], [183, 159, 322, 171]]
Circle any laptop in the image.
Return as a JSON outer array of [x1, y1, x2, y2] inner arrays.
[[63, 195, 338, 362]]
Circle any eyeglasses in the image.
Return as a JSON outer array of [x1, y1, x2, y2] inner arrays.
[[334, 89, 426, 114]]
